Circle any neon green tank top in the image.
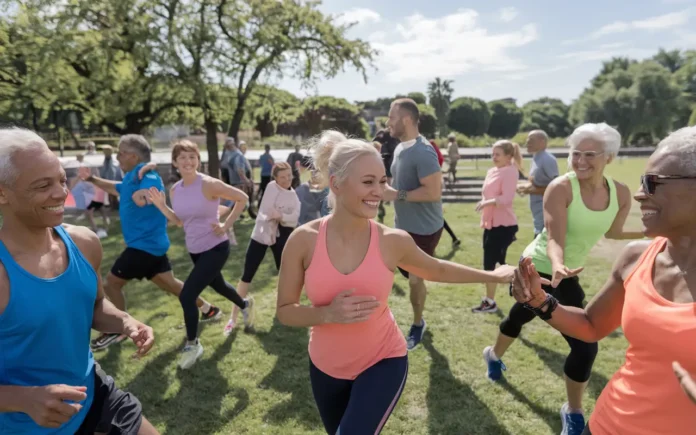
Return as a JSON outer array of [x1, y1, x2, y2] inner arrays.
[[522, 171, 619, 275]]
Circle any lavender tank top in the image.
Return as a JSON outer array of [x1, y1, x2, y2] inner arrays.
[[171, 174, 228, 254]]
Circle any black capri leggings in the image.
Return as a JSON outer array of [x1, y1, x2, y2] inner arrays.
[[499, 273, 598, 383], [483, 225, 518, 271], [180, 240, 246, 341], [241, 225, 294, 283], [310, 356, 408, 435]]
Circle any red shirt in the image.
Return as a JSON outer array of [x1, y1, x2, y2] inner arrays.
[[429, 140, 444, 167]]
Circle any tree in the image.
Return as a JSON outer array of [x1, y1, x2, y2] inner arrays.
[[653, 48, 684, 73], [215, 0, 375, 146], [295, 96, 367, 138], [689, 107, 696, 126], [591, 57, 637, 87], [674, 50, 696, 128], [571, 60, 681, 143], [251, 86, 302, 137], [487, 99, 523, 138], [447, 97, 490, 136], [520, 98, 572, 138], [407, 92, 427, 105], [428, 78, 454, 137], [417, 104, 437, 139]]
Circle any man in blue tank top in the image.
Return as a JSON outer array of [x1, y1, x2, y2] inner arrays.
[[81, 135, 221, 351], [0, 128, 158, 434]]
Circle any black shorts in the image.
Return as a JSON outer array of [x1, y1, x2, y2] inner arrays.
[[482, 225, 518, 271], [87, 201, 104, 211], [76, 364, 142, 435], [111, 247, 172, 281], [398, 227, 444, 279]]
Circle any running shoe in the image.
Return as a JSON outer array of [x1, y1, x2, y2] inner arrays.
[[96, 229, 108, 239], [91, 333, 127, 351], [472, 297, 498, 313], [483, 346, 506, 381], [178, 340, 204, 370], [560, 403, 585, 435], [242, 296, 256, 333], [200, 305, 223, 322], [223, 316, 236, 337], [452, 239, 461, 248], [406, 319, 427, 351]]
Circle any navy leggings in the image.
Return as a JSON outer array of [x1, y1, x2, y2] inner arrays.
[[310, 356, 408, 435], [180, 240, 246, 341]]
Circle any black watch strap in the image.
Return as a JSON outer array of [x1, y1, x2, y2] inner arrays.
[[523, 294, 558, 321]]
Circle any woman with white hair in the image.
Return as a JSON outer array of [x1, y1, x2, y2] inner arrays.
[[276, 132, 516, 434], [482, 123, 643, 435]]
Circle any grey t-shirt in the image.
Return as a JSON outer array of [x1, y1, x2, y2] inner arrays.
[[529, 149, 559, 235], [390, 137, 444, 235], [226, 150, 245, 185]]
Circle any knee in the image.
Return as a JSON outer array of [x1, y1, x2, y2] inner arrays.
[[499, 317, 522, 338], [178, 285, 197, 306], [408, 275, 424, 287], [565, 341, 598, 382]]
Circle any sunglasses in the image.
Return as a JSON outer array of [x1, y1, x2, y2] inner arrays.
[[640, 174, 696, 195]]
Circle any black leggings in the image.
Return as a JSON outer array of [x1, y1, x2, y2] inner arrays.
[[443, 219, 457, 241], [180, 240, 246, 341], [241, 225, 293, 283], [582, 424, 591, 434], [483, 225, 518, 271], [499, 273, 598, 383], [310, 356, 408, 435]]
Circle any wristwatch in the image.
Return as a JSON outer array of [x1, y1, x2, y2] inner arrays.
[[397, 190, 408, 201], [523, 294, 559, 321]]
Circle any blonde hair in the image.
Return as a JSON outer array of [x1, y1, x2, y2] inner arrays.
[[493, 140, 522, 169], [308, 130, 380, 211]]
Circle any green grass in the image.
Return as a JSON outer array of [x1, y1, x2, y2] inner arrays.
[[82, 158, 647, 435]]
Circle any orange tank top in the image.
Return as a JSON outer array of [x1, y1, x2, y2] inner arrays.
[[304, 218, 407, 380], [590, 237, 696, 435]]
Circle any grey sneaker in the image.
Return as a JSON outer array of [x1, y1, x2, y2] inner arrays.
[[242, 296, 256, 333]]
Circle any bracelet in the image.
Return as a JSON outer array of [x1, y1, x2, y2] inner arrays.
[[523, 294, 558, 321]]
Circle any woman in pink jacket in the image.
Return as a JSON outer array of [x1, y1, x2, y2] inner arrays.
[[472, 140, 521, 314], [229, 162, 301, 332]]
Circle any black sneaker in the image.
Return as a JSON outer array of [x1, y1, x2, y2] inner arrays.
[[91, 333, 127, 351], [201, 306, 223, 322], [406, 319, 427, 351], [472, 298, 498, 313], [452, 239, 461, 248]]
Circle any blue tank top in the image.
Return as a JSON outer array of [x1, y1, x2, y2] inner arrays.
[[0, 226, 97, 434]]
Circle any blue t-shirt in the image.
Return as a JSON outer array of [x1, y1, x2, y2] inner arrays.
[[390, 136, 444, 235], [226, 150, 246, 185], [259, 153, 274, 176], [115, 163, 170, 256], [529, 150, 559, 235]]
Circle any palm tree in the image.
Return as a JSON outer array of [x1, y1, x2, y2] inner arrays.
[[428, 78, 454, 137]]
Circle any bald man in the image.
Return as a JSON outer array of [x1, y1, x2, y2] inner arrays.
[[517, 130, 559, 237]]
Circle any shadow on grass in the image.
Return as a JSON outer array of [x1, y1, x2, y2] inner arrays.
[[498, 379, 562, 433], [256, 318, 321, 429], [392, 283, 406, 297], [519, 337, 609, 401], [422, 331, 509, 435], [126, 332, 249, 434]]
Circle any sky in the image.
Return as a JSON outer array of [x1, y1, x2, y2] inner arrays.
[[278, 0, 696, 105]]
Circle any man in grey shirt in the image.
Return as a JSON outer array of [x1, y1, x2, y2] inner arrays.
[[517, 130, 559, 237], [384, 98, 443, 351]]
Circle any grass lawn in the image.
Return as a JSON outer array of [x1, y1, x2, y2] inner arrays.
[[81, 157, 647, 435]]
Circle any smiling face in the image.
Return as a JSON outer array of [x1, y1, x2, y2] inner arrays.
[[116, 144, 139, 173], [491, 146, 513, 168], [173, 150, 200, 176], [332, 153, 386, 219], [636, 151, 696, 239], [570, 138, 611, 181], [0, 145, 68, 228], [274, 168, 293, 189]]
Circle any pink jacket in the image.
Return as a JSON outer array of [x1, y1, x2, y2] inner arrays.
[[480, 164, 518, 229], [252, 181, 301, 245]]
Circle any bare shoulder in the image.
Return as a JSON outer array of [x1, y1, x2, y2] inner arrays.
[[377, 223, 410, 244], [200, 173, 222, 187], [616, 239, 652, 279], [547, 173, 571, 190], [61, 224, 102, 267], [288, 221, 320, 267]]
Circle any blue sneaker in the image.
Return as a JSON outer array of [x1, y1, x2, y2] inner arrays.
[[560, 403, 585, 435], [483, 346, 506, 381], [406, 320, 427, 351]]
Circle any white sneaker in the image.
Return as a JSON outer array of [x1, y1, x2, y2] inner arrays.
[[96, 229, 108, 239], [223, 316, 236, 337], [178, 341, 204, 369]]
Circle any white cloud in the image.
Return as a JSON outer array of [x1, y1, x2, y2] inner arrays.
[[335, 8, 381, 26], [370, 9, 538, 82], [498, 7, 519, 23], [564, 9, 692, 44]]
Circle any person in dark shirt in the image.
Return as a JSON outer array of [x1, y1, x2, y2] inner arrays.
[[372, 129, 400, 222], [286, 145, 304, 189]]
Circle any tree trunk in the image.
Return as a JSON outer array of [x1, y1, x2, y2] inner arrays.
[[205, 115, 220, 178], [227, 103, 246, 142]]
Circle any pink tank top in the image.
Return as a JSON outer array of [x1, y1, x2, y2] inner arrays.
[[304, 218, 407, 380], [590, 237, 696, 434]]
